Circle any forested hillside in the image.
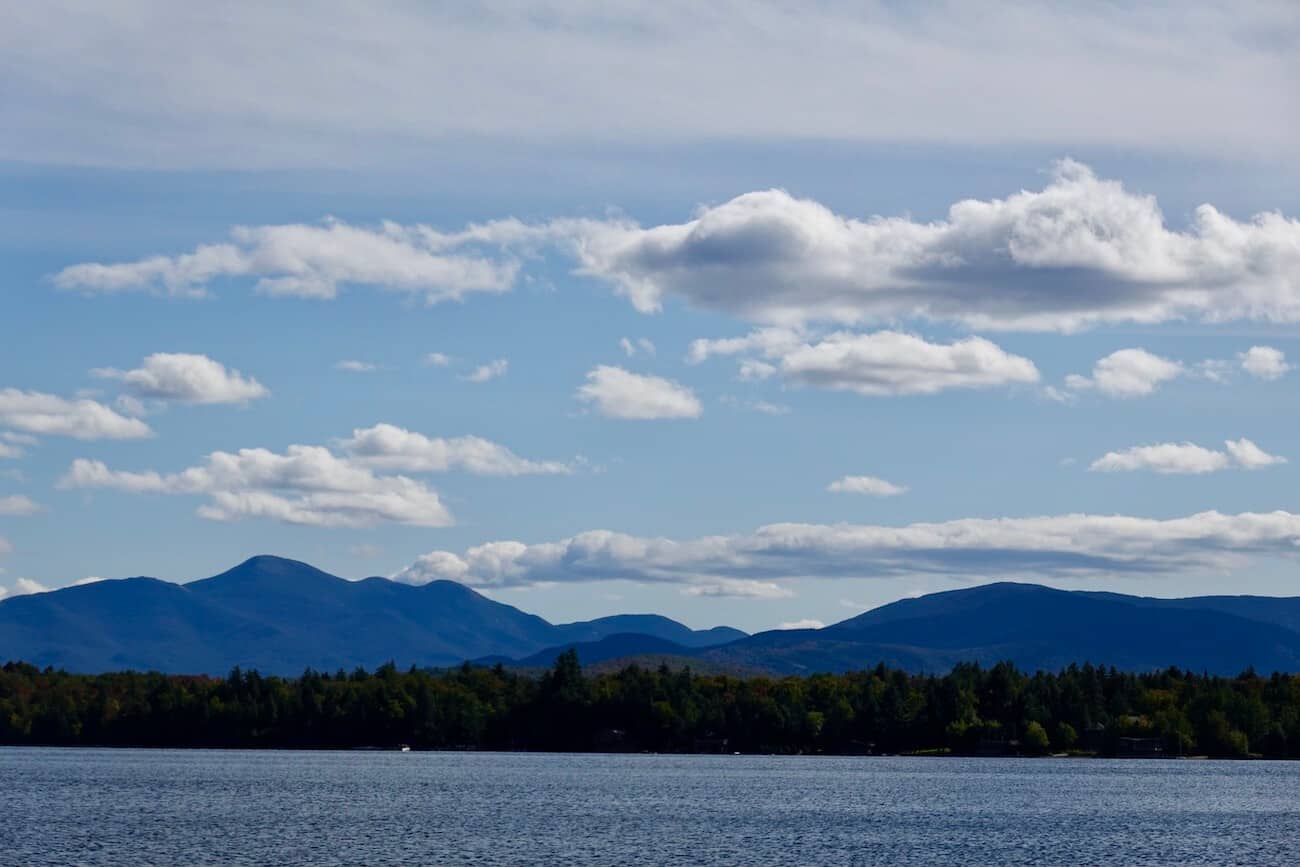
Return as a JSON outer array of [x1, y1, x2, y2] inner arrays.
[[3, 654, 1296, 758]]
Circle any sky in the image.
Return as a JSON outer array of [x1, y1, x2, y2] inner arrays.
[[2, 1, 1299, 632]]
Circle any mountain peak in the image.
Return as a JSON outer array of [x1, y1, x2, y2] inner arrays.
[[190, 554, 346, 590], [829, 581, 1077, 632], [238, 554, 317, 572]]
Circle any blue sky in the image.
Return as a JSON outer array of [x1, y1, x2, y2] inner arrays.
[[2, 2, 1298, 631]]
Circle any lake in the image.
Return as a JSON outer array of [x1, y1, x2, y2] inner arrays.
[[2, 749, 1297, 865]]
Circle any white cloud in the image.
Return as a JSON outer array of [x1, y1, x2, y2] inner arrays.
[[52, 164, 1300, 333], [423, 352, 453, 367], [696, 329, 1039, 396], [335, 360, 378, 373], [54, 218, 518, 302], [114, 394, 148, 417], [1224, 438, 1288, 470], [828, 475, 908, 497], [1196, 358, 1235, 384], [394, 530, 791, 598], [0, 389, 153, 440], [1090, 438, 1286, 474], [777, 619, 826, 630], [13, 577, 49, 596], [619, 337, 656, 358], [93, 353, 269, 405], [687, 327, 804, 365], [4, 5, 1293, 169], [1090, 443, 1230, 475], [682, 579, 794, 600], [60, 442, 454, 529], [1066, 345, 1293, 397], [462, 359, 508, 383], [781, 331, 1039, 396], [572, 161, 1300, 331], [338, 423, 572, 476], [576, 366, 703, 420], [720, 395, 791, 416], [0, 495, 42, 516], [739, 360, 777, 381], [71, 576, 104, 587], [1065, 348, 1183, 398], [1240, 346, 1291, 380], [59, 462, 175, 494], [395, 510, 1300, 593]]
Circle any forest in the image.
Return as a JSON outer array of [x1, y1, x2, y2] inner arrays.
[[3, 653, 1298, 758]]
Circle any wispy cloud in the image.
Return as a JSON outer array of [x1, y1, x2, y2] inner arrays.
[[777, 619, 825, 630], [827, 475, 907, 497], [334, 360, 380, 373], [7, 5, 1293, 168], [338, 424, 573, 476], [619, 337, 656, 358], [395, 510, 1300, 594], [0, 495, 42, 516], [462, 359, 508, 383]]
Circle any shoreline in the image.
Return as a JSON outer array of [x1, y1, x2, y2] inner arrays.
[[0, 744, 1269, 761]]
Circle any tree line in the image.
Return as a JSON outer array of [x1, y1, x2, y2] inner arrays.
[[2, 653, 1297, 757]]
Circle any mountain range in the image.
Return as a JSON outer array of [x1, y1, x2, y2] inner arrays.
[[0, 556, 744, 675], [3, 555, 1299, 676]]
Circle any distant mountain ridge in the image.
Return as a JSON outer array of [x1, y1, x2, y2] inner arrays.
[[686, 582, 1300, 676], [4, 558, 1300, 676], [489, 581, 1300, 676], [0, 556, 745, 675]]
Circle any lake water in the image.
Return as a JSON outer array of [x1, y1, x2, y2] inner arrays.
[[2, 749, 1298, 865]]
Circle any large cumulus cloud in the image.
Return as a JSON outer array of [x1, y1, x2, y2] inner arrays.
[[54, 162, 1300, 333]]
